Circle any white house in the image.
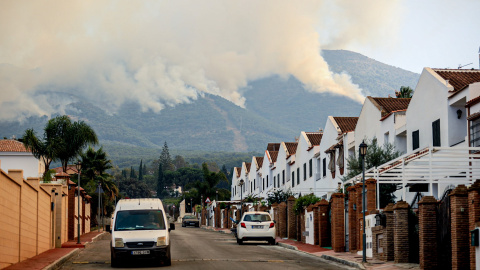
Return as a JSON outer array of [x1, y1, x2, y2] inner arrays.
[[0, 139, 44, 178], [291, 132, 322, 196], [282, 142, 298, 193]]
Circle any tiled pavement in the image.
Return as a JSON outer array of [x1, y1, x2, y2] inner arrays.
[[4, 226, 419, 270], [4, 230, 105, 270]]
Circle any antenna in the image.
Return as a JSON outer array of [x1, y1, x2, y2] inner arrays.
[[458, 63, 473, 69]]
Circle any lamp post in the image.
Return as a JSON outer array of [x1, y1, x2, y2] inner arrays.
[[75, 161, 82, 244], [190, 198, 193, 213], [239, 179, 244, 218], [216, 190, 218, 202], [359, 140, 368, 263]]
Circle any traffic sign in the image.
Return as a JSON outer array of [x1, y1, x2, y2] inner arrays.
[[205, 197, 211, 203]]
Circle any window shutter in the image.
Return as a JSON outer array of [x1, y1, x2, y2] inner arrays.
[[432, 119, 441, 147]]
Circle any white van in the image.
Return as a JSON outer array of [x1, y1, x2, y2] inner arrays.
[[110, 198, 175, 267]]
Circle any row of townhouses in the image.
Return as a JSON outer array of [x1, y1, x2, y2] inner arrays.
[[231, 67, 480, 206]]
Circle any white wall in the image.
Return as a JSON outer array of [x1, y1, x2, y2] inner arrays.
[[0, 152, 41, 178], [317, 117, 342, 199]]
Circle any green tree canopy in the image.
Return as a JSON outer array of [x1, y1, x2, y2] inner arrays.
[[395, 86, 414, 98]]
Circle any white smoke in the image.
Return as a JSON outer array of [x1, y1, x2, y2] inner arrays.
[[0, 0, 401, 121]]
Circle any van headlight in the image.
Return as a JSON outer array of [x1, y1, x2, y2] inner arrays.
[[156, 236, 167, 246], [114, 238, 124, 247]]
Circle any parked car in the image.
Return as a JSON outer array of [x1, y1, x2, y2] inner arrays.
[[182, 214, 200, 227], [236, 211, 276, 245], [110, 198, 175, 267]]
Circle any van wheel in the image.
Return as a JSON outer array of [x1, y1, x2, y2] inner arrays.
[[164, 246, 172, 266], [111, 254, 120, 268], [237, 238, 243, 245]]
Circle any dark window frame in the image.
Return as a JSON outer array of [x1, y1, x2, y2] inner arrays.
[[412, 130, 420, 150]]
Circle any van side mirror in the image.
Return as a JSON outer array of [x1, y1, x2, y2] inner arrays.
[[169, 223, 175, 232]]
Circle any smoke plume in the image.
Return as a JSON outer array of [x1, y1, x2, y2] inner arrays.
[[0, 1, 400, 121]]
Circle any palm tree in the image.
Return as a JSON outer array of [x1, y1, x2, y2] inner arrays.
[[22, 128, 58, 179], [395, 86, 413, 98], [80, 146, 118, 200]]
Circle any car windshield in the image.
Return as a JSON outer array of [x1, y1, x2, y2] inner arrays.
[[114, 210, 166, 231], [184, 215, 196, 219], [243, 213, 271, 222]]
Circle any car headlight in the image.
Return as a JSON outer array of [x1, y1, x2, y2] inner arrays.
[[156, 236, 167, 246], [114, 238, 124, 248]]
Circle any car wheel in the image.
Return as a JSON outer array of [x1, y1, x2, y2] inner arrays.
[[269, 238, 276, 245], [196, 223, 199, 227], [182, 223, 186, 227], [163, 246, 172, 266], [236, 238, 243, 245]]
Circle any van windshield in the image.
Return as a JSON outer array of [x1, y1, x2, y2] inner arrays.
[[114, 210, 166, 231]]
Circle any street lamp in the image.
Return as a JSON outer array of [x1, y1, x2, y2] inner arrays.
[[359, 140, 368, 263], [216, 190, 218, 202], [75, 161, 82, 244], [239, 179, 244, 218], [190, 198, 193, 213]]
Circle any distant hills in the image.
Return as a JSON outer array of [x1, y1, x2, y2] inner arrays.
[[0, 50, 419, 168]]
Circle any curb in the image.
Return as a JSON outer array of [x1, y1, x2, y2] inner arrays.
[[43, 248, 80, 270], [320, 254, 365, 270], [277, 242, 298, 251]]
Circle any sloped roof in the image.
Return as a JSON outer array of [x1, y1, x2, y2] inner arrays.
[[266, 143, 281, 151], [433, 69, 480, 97], [268, 151, 278, 163], [235, 167, 241, 177], [332, 117, 358, 133], [284, 142, 298, 158], [245, 162, 251, 173], [255, 157, 264, 169], [305, 132, 322, 146], [0, 140, 29, 152], [367, 97, 411, 116]]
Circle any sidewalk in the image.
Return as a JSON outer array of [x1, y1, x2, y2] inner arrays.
[[4, 230, 105, 270], [203, 226, 419, 270]]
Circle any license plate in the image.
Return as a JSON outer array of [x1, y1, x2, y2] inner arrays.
[[132, 250, 150, 255], [190, 222, 195, 225], [252, 225, 263, 229]]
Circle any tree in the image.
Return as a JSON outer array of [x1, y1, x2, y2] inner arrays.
[[130, 166, 136, 179], [118, 178, 150, 198], [159, 141, 174, 171], [267, 188, 294, 205], [157, 163, 166, 198], [139, 160, 144, 180], [344, 138, 401, 208], [173, 155, 187, 170], [22, 128, 57, 179], [395, 86, 413, 98]]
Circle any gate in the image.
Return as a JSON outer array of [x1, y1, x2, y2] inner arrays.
[[345, 199, 349, 252], [408, 210, 419, 263], [437, 188, 453, 270]]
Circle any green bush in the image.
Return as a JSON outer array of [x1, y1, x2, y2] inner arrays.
[[293, 193, 320, 214]]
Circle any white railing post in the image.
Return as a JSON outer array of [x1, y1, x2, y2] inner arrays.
[[429, 146, 433, 196]]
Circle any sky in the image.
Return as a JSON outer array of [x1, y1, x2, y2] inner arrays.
[[1, 0, 479, 121]]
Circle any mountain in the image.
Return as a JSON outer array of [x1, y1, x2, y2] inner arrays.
[[0, 50, 420, 167]]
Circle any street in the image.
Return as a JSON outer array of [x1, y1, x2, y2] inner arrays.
[[59, 225, 353, 269]]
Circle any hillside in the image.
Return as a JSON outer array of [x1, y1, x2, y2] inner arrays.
[[0, 50, 420, 167]]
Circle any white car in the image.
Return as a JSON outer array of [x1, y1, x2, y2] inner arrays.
[[236, 211, 276, 245]]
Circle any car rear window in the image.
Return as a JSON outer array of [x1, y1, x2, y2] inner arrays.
[[243, 213, 271, 222], [184, 215, 196, 219], [114, 210, 166, 231]]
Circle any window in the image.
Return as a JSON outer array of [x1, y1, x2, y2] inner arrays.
[[471, 118, 480, 147], [297, 168, 300, 185], [254, 179, 256, 190], [267, 175, 269, 187], [282, 170, 285, 185], [309, 159, 313, 177], [384, 132, 389, 144], [262, 178, 265, 190], [278, 173, 280, 187], [412, 130, 419, 150], [292, 171, 295, 187], [250, 182, 252, 192], [322, 158, 326, 177], [303, 163, 307, 180], [274, 176, 276, 188], [432, 119, 441, 147]]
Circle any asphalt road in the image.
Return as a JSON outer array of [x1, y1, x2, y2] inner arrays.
[[59, 225, 353, 269]]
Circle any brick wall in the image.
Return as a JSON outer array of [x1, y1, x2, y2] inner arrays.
[[372, 226, 385, 261], [287, 196, 296, 239], [418, 196, 438, 270], [355, 183, 363, 251], [383, 203, 395, 261], [312, 202, 320, 245], [468, 180, 480, 270], [450, 185, 469, 270], [366, 178, 376, 213], [278, 202, 287, 238], [393, 201, 409, 263], [318, 199, 330, 247], [215, 207, 220, 228], [347, 186, 357, 252], [331, 193, 345, 252], [271, 203, 279, 237]]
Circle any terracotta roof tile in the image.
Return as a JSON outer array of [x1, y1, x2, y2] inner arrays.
[[332, 117, 358, 133], [0, 140, 29, 152], [255, 157, 264, 169], [368, 97, 411, 116], [433, 69, 480, 96], [267, 143, 281, 151], [305, 132, 322, 146], [284, 142, 298, 158], [245, 162, 251, 173], [235, 167, 241, 177], [269, 151, 278, 163]]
